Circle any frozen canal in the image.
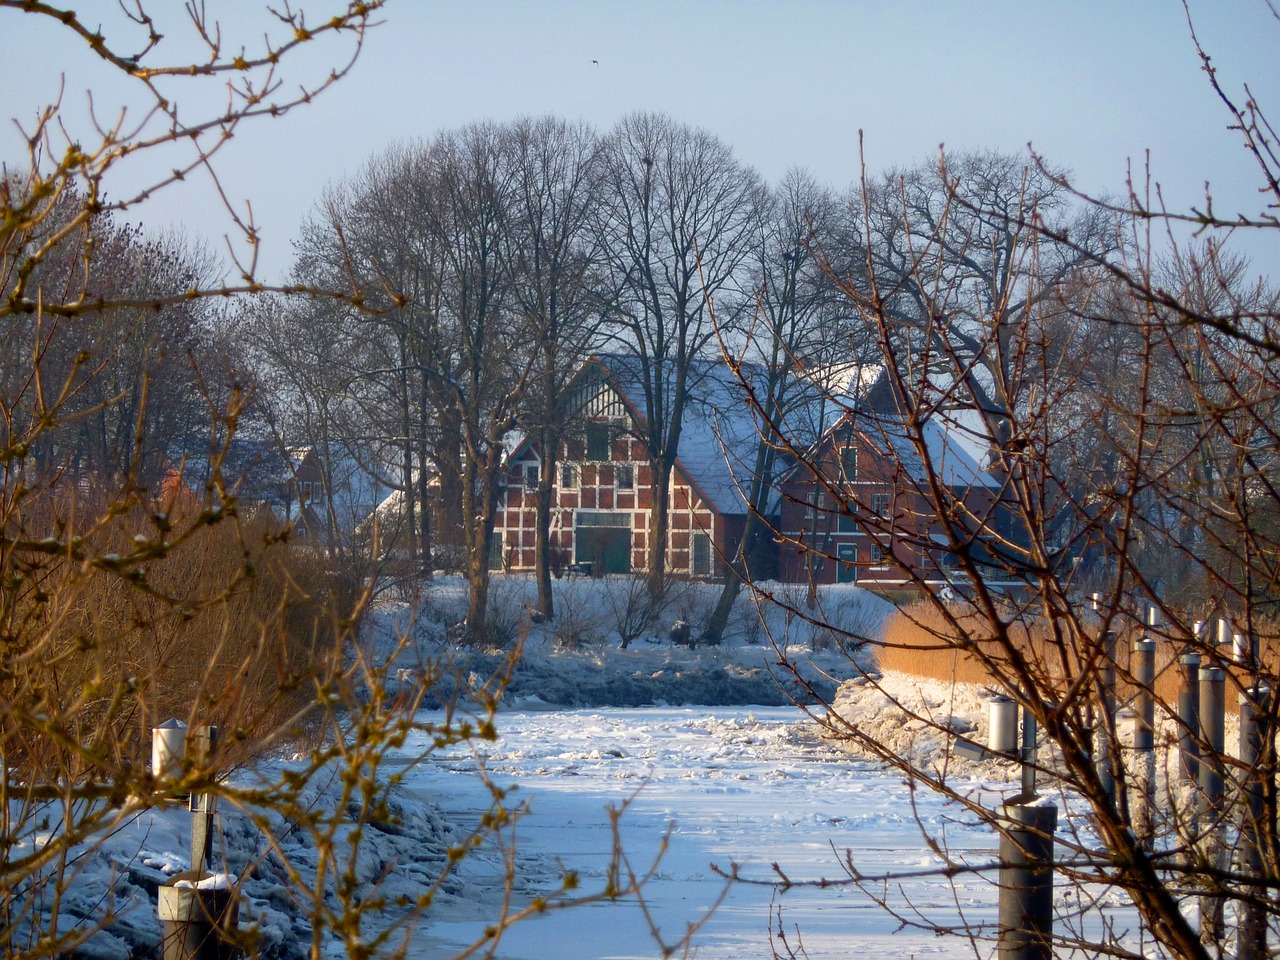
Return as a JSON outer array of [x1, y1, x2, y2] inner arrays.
[[399, 707, 1010, 959]]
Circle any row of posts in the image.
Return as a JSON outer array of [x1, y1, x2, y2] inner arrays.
[[992, 602, 1273, 960]]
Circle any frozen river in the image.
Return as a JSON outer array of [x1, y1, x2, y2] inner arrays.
[[399, 706, 1011, 959]]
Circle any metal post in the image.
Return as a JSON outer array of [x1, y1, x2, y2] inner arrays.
[[152, 719, 188, 785], [1237, 687, 1271, 960], [1133, 638, 1156, 842], [1097, 630, 1117, 805], [189, 726, 219, 875], [1198, 665, 1226, 947], [1198, 666, 1226, 816], [1178, 653, 1202, 785], [1020, 703, 1038, 799], [998, 801, 1057, 960]]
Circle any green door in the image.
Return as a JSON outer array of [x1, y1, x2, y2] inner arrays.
[[836, 543, 858, 583], [575, 512, 631, 574]]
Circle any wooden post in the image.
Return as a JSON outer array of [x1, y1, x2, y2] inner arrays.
[[189, 726, 219, 875]]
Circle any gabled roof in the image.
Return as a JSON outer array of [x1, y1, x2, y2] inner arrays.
[[505, 354, 799, 515], [588, 354, 766, 514], [826, 368, 999, 490]]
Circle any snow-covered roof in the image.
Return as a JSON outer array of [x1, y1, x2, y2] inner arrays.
[[872, 415, 998, 489], [591, 354, 769, 515], [838, 369, 999, 489]]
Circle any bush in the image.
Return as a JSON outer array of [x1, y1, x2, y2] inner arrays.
[[551, 581, 604, 649], [2, 480, 362, 779]]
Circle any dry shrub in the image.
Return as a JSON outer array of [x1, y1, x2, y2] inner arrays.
[[551, 582, 603, 650], [2, 481, 361, 780]]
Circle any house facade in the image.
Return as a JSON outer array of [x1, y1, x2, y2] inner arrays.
[[492, 357, 759, 580], [492, 355, 1007, 596], [777, 403, 1005, 591]]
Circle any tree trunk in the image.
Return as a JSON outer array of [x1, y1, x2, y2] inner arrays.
[[417, 372, 434, 578], [647, 456, 674, 598], [398, 334, 418, 569], [534, 458, 556, 620], [465, 539, 490, 642], [702, 511, 768, 644], [463, 455, 503, 644]]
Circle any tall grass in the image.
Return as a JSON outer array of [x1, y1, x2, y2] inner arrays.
[[876, 601, 1278, 715]]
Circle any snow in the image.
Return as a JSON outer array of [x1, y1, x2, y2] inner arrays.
[[398, 705, 1011, 959], [9, 575, 1156, 959], [174, 873, 234, 890]]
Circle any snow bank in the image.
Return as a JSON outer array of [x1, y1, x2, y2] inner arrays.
[[373, 575, 895, 711]]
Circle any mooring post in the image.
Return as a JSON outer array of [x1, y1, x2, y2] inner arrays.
[[1198, 664, 1226, 947], [1133, 630, 1156, 843], [152, 724, 239, 960], [1237, 686, 1271, 960], [1097, 629, 1117, 805], [998, 800, 1057, 960], [1178, 651, 1202, 785]]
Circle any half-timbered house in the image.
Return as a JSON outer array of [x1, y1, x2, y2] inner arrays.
[[776, 372, 1008, 593], [493, 355, 771, 579]]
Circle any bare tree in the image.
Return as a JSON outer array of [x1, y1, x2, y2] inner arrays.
[[502, 116, 606, 620], [702, 168, 860, 642], [740, 23, 1280, 960], [595, 111, 765, 596]]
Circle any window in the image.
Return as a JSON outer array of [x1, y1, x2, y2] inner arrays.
[[523, 463, 540, 487], [837, 504, 857, 532], [840, 446, 858, 483], [871, 493, 891, 517], [561, 463, 579, 489], [692, 532, 712, 577], [805, 490, 827, 519], [871, 543, 891, 568], [487, 532, 504, 570], [616, 463, 634, 490], [586, 422, 611, 461]]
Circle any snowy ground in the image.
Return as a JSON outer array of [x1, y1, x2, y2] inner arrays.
[[399, 705, 1013, 960], [11, 576, 1162, 958]]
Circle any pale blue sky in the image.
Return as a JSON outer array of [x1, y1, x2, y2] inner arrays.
[[3, 1, 1276, 281]]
